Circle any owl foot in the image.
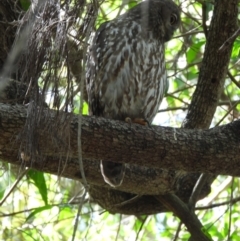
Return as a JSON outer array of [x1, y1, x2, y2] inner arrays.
[[125, 117, 149, 126], [100, 160, 126, 187]]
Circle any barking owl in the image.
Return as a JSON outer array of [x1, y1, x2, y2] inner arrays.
[[86, 0, 180, 187]]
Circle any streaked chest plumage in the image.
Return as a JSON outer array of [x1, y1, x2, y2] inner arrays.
[[87, 19, 167, 123]]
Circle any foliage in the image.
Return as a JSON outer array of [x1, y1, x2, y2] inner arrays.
[[0, 0, 239, 240]]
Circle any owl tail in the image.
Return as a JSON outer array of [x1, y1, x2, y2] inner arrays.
[[100, 160, 126, 187]]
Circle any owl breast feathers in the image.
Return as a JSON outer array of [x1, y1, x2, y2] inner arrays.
[[86, 0, 180, 187]]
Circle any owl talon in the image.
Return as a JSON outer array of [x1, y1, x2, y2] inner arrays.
[[125, 117, 148, 126], [125, 117, 132, 124], [133, 118, 148, 126]]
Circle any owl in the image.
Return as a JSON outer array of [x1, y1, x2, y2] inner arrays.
[[86, 0, 180, 187]]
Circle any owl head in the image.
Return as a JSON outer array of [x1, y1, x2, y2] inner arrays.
[[128, 0, 180, 42], [160, 1, 180, 41]]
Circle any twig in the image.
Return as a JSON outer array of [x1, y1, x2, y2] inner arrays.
[[201, 1, 208, 37], [115, 214, 122, 241], [173, 221, 183, 241], [135, 216, 148, 241], [219, 27, 240, 52], [158, 106, 188, 113], [215, 101, 239, 127], [158, 100, 240, 113], [113, 195, 141, 207], [166, 93, 190, 105], [0, 168, 29, 207], [227, 178, 234, 240], [196, 195, 240, 211], [188, 173, 211, 211], [227, 71, 240, 89], [71, 190, 88, 241]]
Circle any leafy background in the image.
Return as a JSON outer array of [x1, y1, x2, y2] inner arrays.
[[0, 0, 240, 240]]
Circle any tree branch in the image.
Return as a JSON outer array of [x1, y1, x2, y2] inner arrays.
[[0, 103, 239, 181], [183, 0, 238, 129], [155, 194, 212, 241]]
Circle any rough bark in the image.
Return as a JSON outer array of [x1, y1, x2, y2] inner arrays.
[[183, 0, 238, 129], [0, 103, 239, 179]]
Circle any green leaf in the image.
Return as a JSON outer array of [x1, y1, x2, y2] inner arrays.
[[28, 170, 48, 205], [232, 39, 240, 58], [186, 41, 205, 64], [201, 227, 213, 241], [0, 188, 5, 200], [82, 102, 88, 115], [128, 1, 138, 9], [19, 0, 31, 11], [58, 205, 73, 220]]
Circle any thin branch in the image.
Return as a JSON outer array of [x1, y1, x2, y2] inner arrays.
[[115, 214, 122, 241], [196, 196, 240, 211], [134, 216, 148, 241], [227, 178, 234, 241], [155, 194, 211, 241], [201, 1, 208, 37], [71, 190, 88, 241], [166, 93, 190, 105], [215, 101, 239, 127], [0, 168, 29, 206], [157, 100, 240, 113], [167, 84, 195, 95], [219, 27, 240, 52], [158, 106, 188, 113], [201, 176, 233, 206], [228, 71, 240, 89], [113, 195, 141, 207], [173, 221, 183, 241], [188, 173, 210, 211]]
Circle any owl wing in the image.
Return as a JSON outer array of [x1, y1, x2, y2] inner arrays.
[[86, 21, 113, 117]]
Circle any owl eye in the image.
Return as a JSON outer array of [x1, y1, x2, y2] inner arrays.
[[170, 14, 178, 25]]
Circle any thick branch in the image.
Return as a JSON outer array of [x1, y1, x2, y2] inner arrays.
[[183, 0, 238, 129], [0, 103, 239, 180]]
